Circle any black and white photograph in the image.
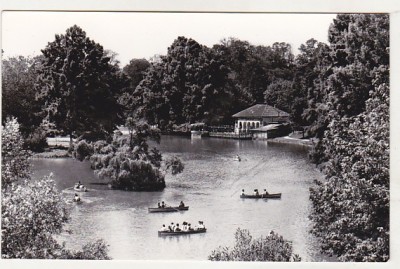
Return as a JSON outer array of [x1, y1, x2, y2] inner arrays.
[[1, 0, 398, 267]]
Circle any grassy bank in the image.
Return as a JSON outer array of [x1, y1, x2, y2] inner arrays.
[[31, 149, 70, 159]]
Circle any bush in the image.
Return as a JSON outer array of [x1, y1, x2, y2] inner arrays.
[[209, 228, 301, 262], [73, 139, 94, 161], [24, 128, 48, 152]]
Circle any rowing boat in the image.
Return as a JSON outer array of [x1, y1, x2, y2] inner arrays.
[[158, 228, 206, 236], [240, 193, 282, 199], [74, 185, 88, 192], [148, 206, 189, 213]]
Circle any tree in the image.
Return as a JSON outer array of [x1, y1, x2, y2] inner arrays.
[[133, 36, 243, 128], [309, 14, 389, 261], [309, 67, 389, 261], [209, 228, 301, 261], [2, 56, 43, 136], [1, 117, 110, 259], [36, 25, 125, 146], [308, 14, 389, 162], [215, 38, 295, 105], [1, 117, 31, 187], [122, 58, 150, 88], [73, 118, 184, 191]]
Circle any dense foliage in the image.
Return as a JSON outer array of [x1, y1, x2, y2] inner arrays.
[[1, 117, 31, 187], [73, 118, 183, 191], [35, 25, 126, 145], [129, 36, 246, 129], [209, 229, 301, 261], [1, 56, 43, 136], [1, 118, 110, 259], [309, 14, 389, 261]]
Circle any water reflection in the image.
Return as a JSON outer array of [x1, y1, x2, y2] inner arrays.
[[32, 136, 329, 261]]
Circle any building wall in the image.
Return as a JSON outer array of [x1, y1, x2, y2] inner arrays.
[[234, 116, 289, 134], [234, 119, 261, 134]]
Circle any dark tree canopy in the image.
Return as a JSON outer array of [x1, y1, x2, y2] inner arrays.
[[132, 36, 246, 129], [2, 56, 43, 136], [122, 58, 151, 88], [36, 25, 125, 142]]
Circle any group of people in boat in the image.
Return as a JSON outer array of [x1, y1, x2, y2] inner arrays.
[[157, 201, 185, 208], [241, 189, 269, 196], [159, 221, 205, 232]]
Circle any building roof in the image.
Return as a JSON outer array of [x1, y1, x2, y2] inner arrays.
[[232, 104, 290, 118]]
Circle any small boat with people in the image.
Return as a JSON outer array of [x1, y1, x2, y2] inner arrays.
[[74, 181, 88, 192], [158, 228, 206, 236], [234, 155, 241, 162], [158, 221, 206, 236], [240, 189, 282, 199], [149, 201, 188, 213], [73, 193, 82, 204]]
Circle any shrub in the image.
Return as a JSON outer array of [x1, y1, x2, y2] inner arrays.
[[209, 228, 301, 262], [24, 128, 48, 152]]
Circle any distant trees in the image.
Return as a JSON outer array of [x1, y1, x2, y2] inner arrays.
[[36, 25, 125, 146], [132, 36, 243, 129], [122, 58, 151, 88], [1, 118, 110, 259], [209, 228, 301, 261]]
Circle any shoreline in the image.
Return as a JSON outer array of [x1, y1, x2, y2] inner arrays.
[[266, 136, 314, 149], [31, 149, 70, 159]]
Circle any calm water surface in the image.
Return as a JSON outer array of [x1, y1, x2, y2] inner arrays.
[[31, 136, 329, 261]]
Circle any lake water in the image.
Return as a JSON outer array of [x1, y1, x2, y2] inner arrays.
[[31, 136, 330, 261]]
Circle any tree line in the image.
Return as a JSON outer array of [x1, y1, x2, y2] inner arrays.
[[1, 13, 389, 261]]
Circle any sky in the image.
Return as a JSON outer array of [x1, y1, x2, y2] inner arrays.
[[2, 12, 337, 67]]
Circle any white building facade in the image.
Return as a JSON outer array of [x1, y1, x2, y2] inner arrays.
[[232, 104, 290, 134]]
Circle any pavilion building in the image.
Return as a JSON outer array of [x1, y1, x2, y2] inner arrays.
[[232, 104, 290, 134]]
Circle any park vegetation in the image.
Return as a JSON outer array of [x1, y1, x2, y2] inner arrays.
[[1, 118, 110, 259], [1, 14, 389, 261], [208, 228, 301, 262]]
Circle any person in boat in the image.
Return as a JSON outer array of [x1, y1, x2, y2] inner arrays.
[[179, 201, 185, 208], [197, 221, 205, 230], [159, 224, 169, 232], [174, 223, 181, 232], [182, 221, 188, 231], [268, 230, 275, 236], [158, 202, 161, 208], [168, 222, 175, 231], [241, 189, 245, 196], [254, 189, 259, 196], [161, 201, 166, 208], [263, 189, 269, 197], [74, 193, 81, 202], [236, 155, 241, 161]]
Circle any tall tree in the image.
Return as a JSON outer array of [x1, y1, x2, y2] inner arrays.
[[122, 58, 150, 88], [133, 36, 244, 129], [2, 56, 43, 136], [295, 39, 331, 135], [36, 25, 125, 146], [309, 14, 389, 261]]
